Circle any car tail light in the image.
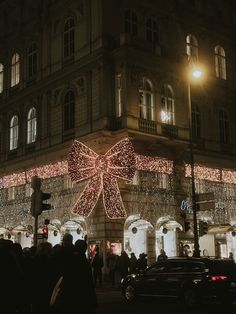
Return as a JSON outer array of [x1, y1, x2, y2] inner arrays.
[[210, 275, 228, 281]]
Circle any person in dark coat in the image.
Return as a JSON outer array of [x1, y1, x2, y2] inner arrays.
[[157, 249, 168, 261], [107, 251, 118, 286], [117, 251, 130, 279], [91, 247, 104, 287], [129, 252, 137, 274], [31, 242, 55, 314], [59, 239, 97, 314], [136, 253, 147, 272], [0, 239, 23, 313]]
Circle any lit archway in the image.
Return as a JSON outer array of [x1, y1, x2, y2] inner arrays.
[[156, 216, 183, 258], [61, 217, 87, 244], [12, 225, 32, 248], [124, 214, 154, 258]]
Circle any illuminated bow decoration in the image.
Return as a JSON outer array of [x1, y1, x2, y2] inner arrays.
[[68, 138, 135, 219]]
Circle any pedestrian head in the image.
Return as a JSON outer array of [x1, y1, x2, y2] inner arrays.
[[62, 233, 73, 248], [74, 239, 87, 254]]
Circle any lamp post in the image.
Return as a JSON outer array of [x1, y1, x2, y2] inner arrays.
[[187, 63, 203, 258]]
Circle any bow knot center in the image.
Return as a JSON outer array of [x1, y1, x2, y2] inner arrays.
[[95, 156, 108, 173]]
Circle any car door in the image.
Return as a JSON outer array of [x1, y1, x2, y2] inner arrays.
[[156, 261, 186, 297], [138, 262, 168, 297]]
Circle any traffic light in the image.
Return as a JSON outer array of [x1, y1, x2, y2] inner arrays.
[[184, 221, 191, 232], [42, 226, 48, 239], [40, 191, 51, 213], [30, 176, 42, 217], [30, 176, 51, 217], [199, 221, 208, 237]]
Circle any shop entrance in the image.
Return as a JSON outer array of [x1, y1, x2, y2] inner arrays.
[[156, 217, 182, 258], [124, 215, 153, 258]]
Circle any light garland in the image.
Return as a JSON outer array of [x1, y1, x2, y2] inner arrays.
[[184, 164, 235, 183], [0, 161, 68, 189], [135, 154, 173, 174], [222, 170, 236, 185], [0, 145, 174, 189]]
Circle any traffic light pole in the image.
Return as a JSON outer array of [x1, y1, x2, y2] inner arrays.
[[33, 214, 39, 247]]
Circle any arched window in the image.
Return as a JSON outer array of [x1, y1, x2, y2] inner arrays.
[[27, 107, 37, 144], [219, 109, 229, 143], [125, 9, 138, 36], [28, 42, 38, 78], [10, 115, 19, 150], [139, 77, 154, 120], [192, 103, 201, 138], [11, 53, 20, 87], [0, 63, 3, 93], [186, 34, 198, 60], [146, 18, 159, 44], [63, 17, 75, 59], [215, 46, 226, 80], [161, 84, 175, 125], [64, 90, 75, 130]]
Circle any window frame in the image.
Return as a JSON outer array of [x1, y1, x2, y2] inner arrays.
[[63, 90, 75, 131], [0, 63, 3, 93], [125, 9, 138, 36], [161, 84, 175, 125], [28, 42, 38, 79], [215, 45, 226, 80], [115, 74, 122, 117], [11, 53, 20, 87], [192, 103, 201, 138], [63, 17, 75, 59], [219, 109, 230, 144], [10, 115, 19, 150], [146, 17, 159, 44], [139, 77, 154, 121], [186, 34, 198, 60], [27, 107, 37, 144]]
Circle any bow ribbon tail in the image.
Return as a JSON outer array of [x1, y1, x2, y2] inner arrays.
[[72, 174, 103, 217], [102, 173, 127, 219]]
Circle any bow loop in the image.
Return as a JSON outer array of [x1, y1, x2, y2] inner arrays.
[[68, 141, 98, 183]]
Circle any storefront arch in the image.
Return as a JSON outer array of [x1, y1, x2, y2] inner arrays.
[[12, 225, 32, 248], [61, 217, 87, 244], [156, 216, 182, 258], [124, 214, 154, 258]]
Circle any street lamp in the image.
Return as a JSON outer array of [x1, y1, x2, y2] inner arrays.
[[187, 62, 204, 258]]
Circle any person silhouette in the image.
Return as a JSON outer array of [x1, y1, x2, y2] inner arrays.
[[157, 249, 168, 261], [60, 239, 97, 314]]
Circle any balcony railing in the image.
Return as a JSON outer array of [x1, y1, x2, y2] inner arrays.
[[135, 117, 191, 142], [138, 119, 157, 134], [161, 124, 178, 138]]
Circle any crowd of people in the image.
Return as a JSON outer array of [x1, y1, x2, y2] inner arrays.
[[0, 234, 149, 314], [1, 234, 97, 314], [106, 251, 148, 287]]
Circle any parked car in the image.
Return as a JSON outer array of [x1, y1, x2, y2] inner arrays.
[[121, 257, 236, 307]]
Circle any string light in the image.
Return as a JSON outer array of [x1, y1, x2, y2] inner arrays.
[[135, 154, 173, 174], [0, 161, 68, 189], [0, 138, 235, 221], [185, 164, 236, 184]]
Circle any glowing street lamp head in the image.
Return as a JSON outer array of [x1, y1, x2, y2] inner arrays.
[[187, 63, 205, 82], [192, 69, 202, 79]]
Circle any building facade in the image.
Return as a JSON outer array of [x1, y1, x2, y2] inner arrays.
[[0, 0, 236, 265]]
